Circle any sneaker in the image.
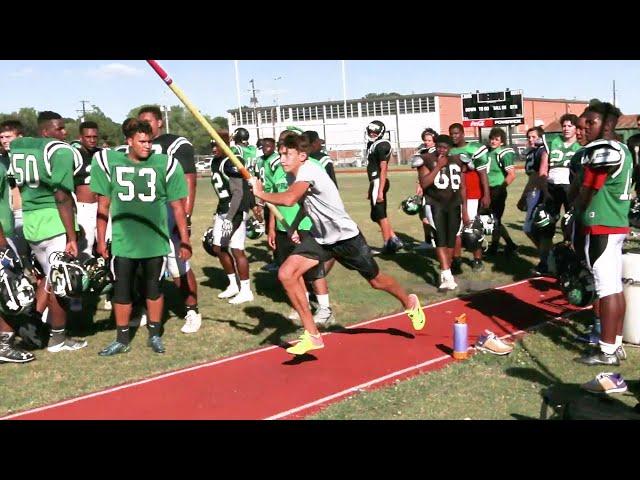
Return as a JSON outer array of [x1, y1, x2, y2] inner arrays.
[[387, 236, 404, 253], [615, 345, 627, 362], [47, 337, 88, 353], [0, 333, 35, 363], [69, 298, 82, 312], [98, 340, 131, 356], [574, 350, 620, 366], [261, 262, 280, 272], [286, 330, 324, 355], [313, 306, 336, 327], [581, 372, 628, 395], [415, 241, 435, 251], [102, 299, 113, 311], [475, 330, 514, 355], [438, 276, 458, 291], [228, 290, 254, 305], [451, 258, 463, 275], [405, 294, 426, 331], [147, 336, 165, 354], [471, 259, 484, 272], [218, 285, 240, 299], [181, 309, 202, 334], [532, 261, 551, 276]]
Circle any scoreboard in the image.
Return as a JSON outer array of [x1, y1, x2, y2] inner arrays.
[[461, 89, 524, 127]]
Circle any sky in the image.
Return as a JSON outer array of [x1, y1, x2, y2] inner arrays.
[[0, 60, 638, 123]]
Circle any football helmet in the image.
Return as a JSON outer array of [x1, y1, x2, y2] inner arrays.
[[0, 247, 23, 271], [0, 248, 34, 316], [462, 217, 485, 251], [629, 197, 640, 228], [232, 127, 250, 144], [401, 195, 422, 216], [80, 255, 113, 294], [48, 252, 90, 299], [531, 203, 555, 234], [202, 227, 217, 257], [365, 120, 386, 143], [246, 217, 265, 240], [478, 213, 495, 236], [548, 242, 596, 307]]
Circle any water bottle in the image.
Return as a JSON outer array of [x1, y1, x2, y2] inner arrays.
[[453, 313, 468, 360]]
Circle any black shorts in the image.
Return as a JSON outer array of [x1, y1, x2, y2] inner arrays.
[[112, 256, 166, 304], [292, 232, 380, 281], [275, 230, 325, 281], [490, 185, 508, 223], [429, 203, 461, 248], [546, 183, 570, 217], [368, 178, 390, 222]]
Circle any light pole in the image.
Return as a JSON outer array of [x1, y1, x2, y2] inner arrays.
[[273, 76, 283, 137]]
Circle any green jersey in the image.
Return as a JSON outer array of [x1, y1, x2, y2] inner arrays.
[[449, 141, 489, 171], [0, 162, 14, 238], [9, 137, 82, 242], [581, 140, 633, 230], [486, 146, 516, 187], [91, 150, 188, 259], [232, 145, 258, 175], [262, 155, 313, 232], [543, 133, 580, 185], [255, 151, 278, 183]]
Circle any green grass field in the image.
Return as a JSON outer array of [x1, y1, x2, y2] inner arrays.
[[2, 171, 639, 419]]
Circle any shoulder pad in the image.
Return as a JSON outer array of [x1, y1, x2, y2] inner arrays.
[[583, 140, 623, 166], [471, 144, 488, 160]]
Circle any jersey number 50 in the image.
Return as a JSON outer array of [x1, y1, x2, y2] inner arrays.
[[10, 153, 40, 188], [116, 166, 156, 202]]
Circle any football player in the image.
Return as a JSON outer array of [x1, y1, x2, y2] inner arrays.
[[9, 111, 87, 352], [92, 119, 190, 355], [418, 135, 468, 290], [364, 120, 403, 254], [137, 106, 201, 334], [449, 123, 490, 272], [209, 132, 254, 304], [572, 102, 631, 395], [484, 127, 518, 255]]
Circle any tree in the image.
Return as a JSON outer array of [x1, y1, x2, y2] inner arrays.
[[364, 92, 402, 99], [127, 104, 228, 154], [0, 108, 39, 136]]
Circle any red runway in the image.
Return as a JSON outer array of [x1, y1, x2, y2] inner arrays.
[[3, 277, 572, 420]]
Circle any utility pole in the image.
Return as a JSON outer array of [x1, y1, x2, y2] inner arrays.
[[613, 80, 617, 107], [77, 99, 91, 122], [248, 79, 261, 141]]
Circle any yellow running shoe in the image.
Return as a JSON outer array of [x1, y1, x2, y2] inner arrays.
[[406, 294, 426, 330], [286, 330, 324, 355]]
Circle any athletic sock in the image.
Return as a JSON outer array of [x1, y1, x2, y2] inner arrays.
[[148, 322, 161, 338], [316, 294, 330, 308], [240, 279, 251, 293], [50, 328, 65, 345], [117, 327, 130, 345], [186, 304, 199, 314], [441, 269, 452, 280], [599, 340, 617, 355], [615, 335, 623, 348], [227, 274, 238, 288]]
